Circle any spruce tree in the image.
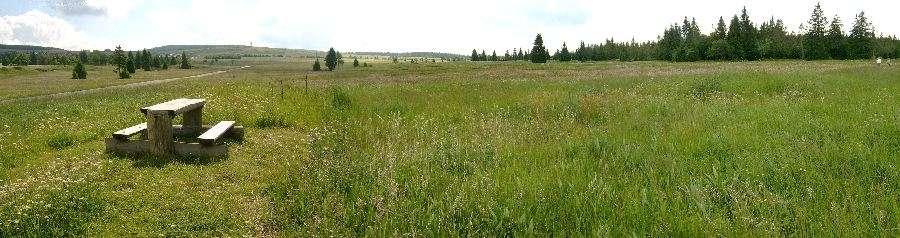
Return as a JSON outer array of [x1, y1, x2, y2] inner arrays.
[[180, 51, 191, 69], [559, 42, 572, 62], [142, 49, 152, 71], [726, 15, 742, 60], [491, 51, 498, 61], [113, 45, 130, 79], [162, 56, 169, 70], [827, 15, 847, 59], [325, 48, 339, 71], [471, 49, 479, 61], [72, 60, 87, 79], [848, 11, 875, 59], [313, 59, 322, 71], [804, 3, 829, 60], [576, 41, 587, 62], [530, 34, 549, 63], [659, 24, 683, 61], [353, 58, 360, 67], [739, 7, 759, 60], [126, 52, 136, 74], [708, 17, 731, 60]]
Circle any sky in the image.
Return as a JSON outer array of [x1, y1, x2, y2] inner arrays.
[[0, 0, 898, 54]]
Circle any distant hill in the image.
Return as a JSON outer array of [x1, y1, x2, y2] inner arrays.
[[0, 44, 67, 53], [0, 44, 464, 61], [351, 52, 466, 59], [149, 45, 321, 57]]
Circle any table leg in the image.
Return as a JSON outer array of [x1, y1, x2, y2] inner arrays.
[[183, 107, 203, 135], [147, 111, 174, 156]]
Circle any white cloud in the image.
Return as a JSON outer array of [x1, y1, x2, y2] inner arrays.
[[43, 0, 142, 18], [0, 10, 89, 50]]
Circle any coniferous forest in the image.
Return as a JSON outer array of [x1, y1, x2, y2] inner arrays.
[[471, 3, 900, 62]]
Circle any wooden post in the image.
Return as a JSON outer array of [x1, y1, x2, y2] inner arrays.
[[182, 107, 203, 135], [147, 111, 174, 156]]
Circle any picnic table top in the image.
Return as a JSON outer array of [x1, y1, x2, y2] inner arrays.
[[141, 98, 205, 115]]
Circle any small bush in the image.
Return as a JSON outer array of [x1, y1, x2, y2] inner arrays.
[[46, 134, 77, 150], [329, 88, 352, 110], [254, 114, 289, 129]]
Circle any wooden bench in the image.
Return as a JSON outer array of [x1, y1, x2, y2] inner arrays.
[[199, 121, 235, 146], [106, 98, 244, 157], [112, 123, 147, 140]]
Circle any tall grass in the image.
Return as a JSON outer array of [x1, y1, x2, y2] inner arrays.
[[0, 60, 898, 236]]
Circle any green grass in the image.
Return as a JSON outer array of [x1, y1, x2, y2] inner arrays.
[[0, 59, 898, 236]]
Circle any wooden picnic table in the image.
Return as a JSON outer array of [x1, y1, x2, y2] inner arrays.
[[106, 98, 243, 157]]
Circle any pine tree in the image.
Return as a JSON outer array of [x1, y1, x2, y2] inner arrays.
[[575, 41, 587, 62], [491, 50, 498, 61], [827, 15, 847, 60], [480, 50, 487, 61], [113, 45, 129, 79], [848, 11, 875, 59], [142, 49, 152, 71], [679, 17, 703, 62], [804, 3, 829, 60], [180, 51, 191, 69], [78, 50, 88, 63], [325, 47, 339, 71], [759, 18, 790, 59], [530, 34, 549, 63], [738, 7, 759, 60], [708, 16, 731, 60], [353, 58, 360, 67], [29, 50, 37, 65], [659, 24, 683, 61], [313, 59, 322, 71], [559, 42, 572, 62], [72, 61, 87, 79], [726, 15, 742, 60], [504, 50, 510, 61], [471, 49, 479, 61], [126, 52, 136, 74]]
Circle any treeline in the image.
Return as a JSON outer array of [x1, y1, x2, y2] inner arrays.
[[68, 46, 191, 80], [0, 49, 185, 68], [656, 5, 897, 62], [1, 51, 79, 66], [472, 3, 900, 63]]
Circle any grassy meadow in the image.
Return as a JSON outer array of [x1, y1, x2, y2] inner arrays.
[[0, 59, 898, 236]]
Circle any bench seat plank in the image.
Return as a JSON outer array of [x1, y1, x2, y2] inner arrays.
[[141, 98, 206, 115], [113, 123, 147, 140], [198, 121, 235, 146]]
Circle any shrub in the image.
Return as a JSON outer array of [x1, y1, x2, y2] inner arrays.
[[46, 133, 77, 150], [254, 114, 289, 129], [329, 88, 352, 110]]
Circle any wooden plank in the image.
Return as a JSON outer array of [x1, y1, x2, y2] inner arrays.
[[198, 121, 235, 146], [173, 125, 244, 138], [105, 138, 228, 157], [112, 123, 147, 140], [141, 98, 205, 115]]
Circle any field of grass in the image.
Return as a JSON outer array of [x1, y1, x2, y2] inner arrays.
[[0, 65, 225, 100], [0, 59, 898, 236]]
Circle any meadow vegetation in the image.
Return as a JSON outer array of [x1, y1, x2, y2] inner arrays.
[[0, 59, 898, 236]]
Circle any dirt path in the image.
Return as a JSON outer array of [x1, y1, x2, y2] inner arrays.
[[0, 65, 252, 104]]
